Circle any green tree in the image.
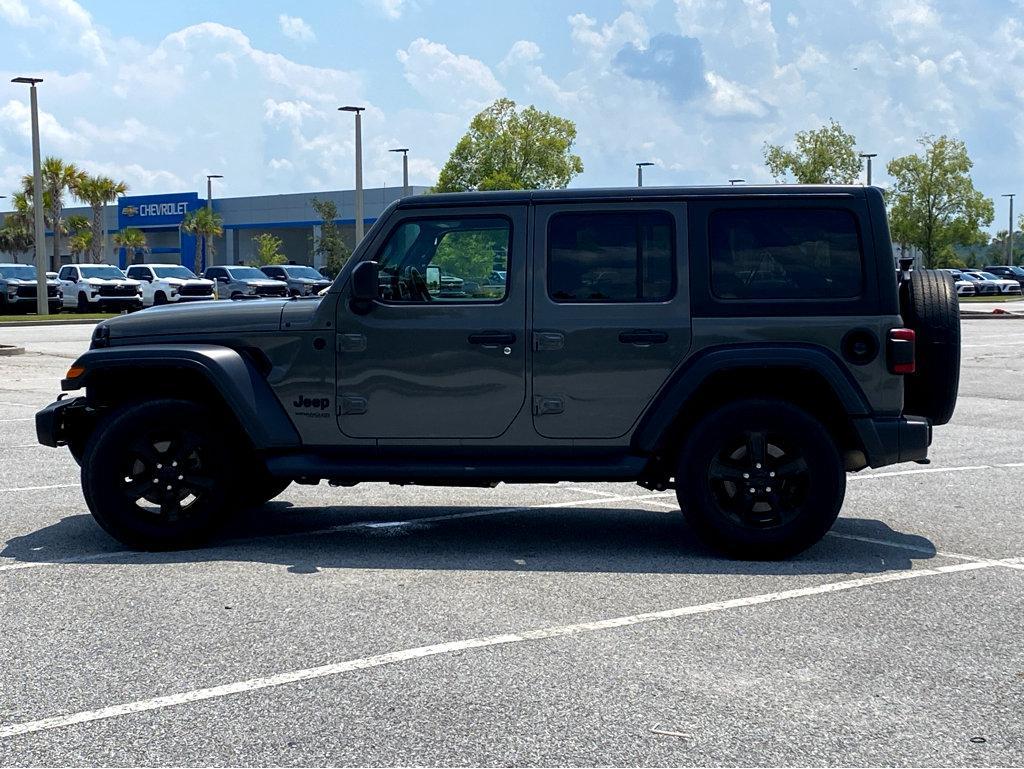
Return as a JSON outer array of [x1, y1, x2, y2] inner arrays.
[[886, 135, 994, 268], [311, 197, 350, 278], [435, 98, 584, 192], [72, 174, 127, 264], [763, 119, 863, 184], [112, 227, 148, 263], [21, 157, 86, 271], [0, 224, 33, 262], [252, 232, 286, 266], [433, 229, 504, 279], [182, 208, 224, 274]]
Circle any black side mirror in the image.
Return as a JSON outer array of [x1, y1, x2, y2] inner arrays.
[[350, 261, 379, 312]]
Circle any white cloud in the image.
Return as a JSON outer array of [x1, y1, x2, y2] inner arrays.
[[0, 0, 41, 26], [704, 72, 772, 119], [278, 14, 315, 43], [370, 0, 407, 20], [0, 99, 87, 152], [396, 38, 503, 112], [37, 0, 107, 65], [500, 40, 542, 72], [568, 11, 647, 56]]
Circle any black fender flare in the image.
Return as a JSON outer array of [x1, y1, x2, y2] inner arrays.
[[62, 344, 301, 449], [631, 344, 871, 453]]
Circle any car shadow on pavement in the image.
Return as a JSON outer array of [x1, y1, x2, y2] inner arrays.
[[1, 502, 938, 577]]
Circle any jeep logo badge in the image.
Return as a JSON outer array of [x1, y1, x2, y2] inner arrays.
[[293, 395, 330, 411]]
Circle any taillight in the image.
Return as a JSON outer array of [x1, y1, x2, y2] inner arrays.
[[888, 328, 916, 374]]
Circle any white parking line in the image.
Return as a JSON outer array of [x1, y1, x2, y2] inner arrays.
[[0, 401, 34, 407], [0, 483, 78, 493], [0, 559, 994, 740], [0, 418, 35, 423]]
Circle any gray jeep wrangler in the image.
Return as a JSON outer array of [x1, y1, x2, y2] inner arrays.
[[36, 186, 960, 558]]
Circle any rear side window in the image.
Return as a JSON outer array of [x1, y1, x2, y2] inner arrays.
[[709, 208, 863, 300], [548, 211, 674, 302]]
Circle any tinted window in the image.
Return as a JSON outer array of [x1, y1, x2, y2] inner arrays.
[[59, 267, 75, 280], [126, 267, 148, 279], [710, 208, 863, 300], [376, 217, 510, 303], [153, 266, 196, 279], [547, 211, 674, 302]]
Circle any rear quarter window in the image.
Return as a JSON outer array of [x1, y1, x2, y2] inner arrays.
[[709, 208, 864, 300]]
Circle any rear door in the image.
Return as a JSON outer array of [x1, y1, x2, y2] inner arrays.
[[531, 201, 691, 439]]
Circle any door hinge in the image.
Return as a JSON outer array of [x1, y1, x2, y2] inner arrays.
[[337, 333, 367, 352], [533, 395, 565, 415], [338, 395, 367, 415]]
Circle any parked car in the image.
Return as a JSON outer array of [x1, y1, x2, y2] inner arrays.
[[953, 271, 999, 296], [57, 264, 142, 312], [981, 265, 1024, 291], [202, 265, 289, 299], [39, 185, 954, 561], [125, 264, 215, 307], [0, 263, 62, 313], [964, 270, 1022, 296], [259, 264, 332, 296], [940, 269, 978, 297]]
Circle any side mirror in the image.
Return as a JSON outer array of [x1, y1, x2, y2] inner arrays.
[[217, 276, 229, 283], [350, 261, 379, 314]]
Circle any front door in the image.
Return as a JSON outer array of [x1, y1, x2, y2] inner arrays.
[[337, 205, 527, 440], [531, 202, 692, 439]]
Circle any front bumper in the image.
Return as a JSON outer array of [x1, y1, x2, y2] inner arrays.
[[6, 295, 62, 307], [35, 395, 91, 448], [852, 415, 932, 469], [170, 294, 215, 303]]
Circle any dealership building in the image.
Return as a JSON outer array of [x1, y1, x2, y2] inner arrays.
[[0, 185, 428, 270]]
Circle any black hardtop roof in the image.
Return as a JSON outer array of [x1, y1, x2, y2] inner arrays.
[[399, 184, 873, 208]]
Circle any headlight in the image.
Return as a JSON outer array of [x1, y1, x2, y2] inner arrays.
[[246, 285, 257, 294]]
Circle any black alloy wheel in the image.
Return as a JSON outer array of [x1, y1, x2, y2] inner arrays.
[[676, 398, 845, 559]]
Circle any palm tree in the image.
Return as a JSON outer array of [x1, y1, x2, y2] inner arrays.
[[21, 157, 86, 271], [72, 174, 127, 264], [182, 208, 224, 274], [112, 228, 148, 265], [67, 215, 91, 262]]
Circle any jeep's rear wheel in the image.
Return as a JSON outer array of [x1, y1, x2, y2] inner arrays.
[[81, 399, 232, 549], [899, 269, 960, 425], [676, 399, 845, 559]]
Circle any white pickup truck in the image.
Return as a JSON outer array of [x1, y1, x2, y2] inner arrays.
[[125, 263, 215, 307], [57, 264, 142, 312]]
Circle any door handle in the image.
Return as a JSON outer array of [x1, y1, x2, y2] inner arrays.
[[468, 331, 516, 346], [618, 330, 668, 345]]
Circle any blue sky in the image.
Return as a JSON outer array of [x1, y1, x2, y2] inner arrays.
[[1, 0, 1022, 231]]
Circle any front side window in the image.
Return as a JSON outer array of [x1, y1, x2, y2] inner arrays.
[[58, 267, 75, 280], [547, 211, 675, 302], [710, 208, 863, 300], [375, 217, 510, 303]]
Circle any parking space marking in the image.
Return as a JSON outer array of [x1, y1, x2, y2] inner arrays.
[[0, 559, 995, 740], [0, 418, 35, 423], [0, 401, 33, 408], [0, 483, 78, 493]]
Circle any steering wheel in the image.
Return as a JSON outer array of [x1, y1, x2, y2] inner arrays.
[[408, 268, 433, 302]]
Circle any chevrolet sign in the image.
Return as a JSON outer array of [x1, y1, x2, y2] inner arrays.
[[117, 192, 201, 228]]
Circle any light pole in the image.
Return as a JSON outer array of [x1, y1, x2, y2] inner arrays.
[[860, 153, 877, 186], [636, 162, 654, 187], [206, 174, 222, 211], [339, 106, 366, 243], [389, 148, 409, 197], [1003, 193, 1015, 266], [728, 178, 745, 186], [12, 76, 47, 315]]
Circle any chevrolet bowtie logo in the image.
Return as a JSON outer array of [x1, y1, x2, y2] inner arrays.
[[121, 205, 139, 217]]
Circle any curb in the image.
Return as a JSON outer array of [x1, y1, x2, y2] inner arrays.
[[0, 344, 25, 356], [0, 318, 103, 328]]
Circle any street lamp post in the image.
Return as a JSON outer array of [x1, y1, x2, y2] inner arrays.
[[203, 174, 222, 273], [389, 148, 409, 197], [859, 153, 877, 186], [636, 162, 654, 188], [339, 106, 366, 243], [728, 178, 745, 186], [1003, 193, 1016, 266], [12, 76, 47, 316]]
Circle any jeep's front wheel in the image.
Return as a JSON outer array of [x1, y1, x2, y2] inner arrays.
[[676, 399, 845, 559], [81, 399, 233, 549]]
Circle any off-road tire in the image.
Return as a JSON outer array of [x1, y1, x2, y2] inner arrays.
[[76, 292, 89, 313], [81, 399, 234, 549], [676, 398, 845, 559], [899, 269, 960, 425], [154, 292, 167, 305]]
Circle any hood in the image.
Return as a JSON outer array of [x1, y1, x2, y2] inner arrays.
[[163, 277, 214, 287], [100, 297, 289, 340], [3, 278, 61, 287], [239, 278, 285, 287], [84, 277, 140, 286]]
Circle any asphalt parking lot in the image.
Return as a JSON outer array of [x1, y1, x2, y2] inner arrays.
[[0, 320, 1021, 766]]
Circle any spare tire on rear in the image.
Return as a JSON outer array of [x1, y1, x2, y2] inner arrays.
[[899, 269, 960, 425]]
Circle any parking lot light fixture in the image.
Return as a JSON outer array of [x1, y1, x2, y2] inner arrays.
[[636, 162, 654, 188], [389, 148, 410, 197], [1002, 194, 1016, 266], [728, 178, 745, 186], [12, 76, 47, 315], [340, 106, 366, 243], [206, 174, 223, 211], [859, 153, 878, 186]]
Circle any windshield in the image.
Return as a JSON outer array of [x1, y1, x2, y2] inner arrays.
[[80, 266, 127, 279], [284, 266, 325, 280], [153, 266, 197, 279], [976, 272, 999, 280], [227, 267, 268, 280], [0, 265, 38, 280]]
